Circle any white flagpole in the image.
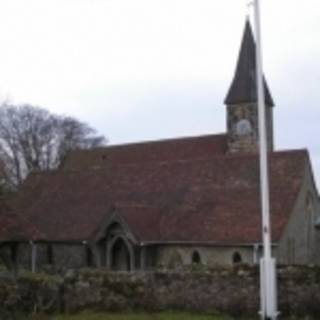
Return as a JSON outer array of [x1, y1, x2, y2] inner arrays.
[[253, 0, 278, 319]]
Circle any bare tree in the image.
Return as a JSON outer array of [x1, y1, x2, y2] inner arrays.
[[0, 103, 106, 188]]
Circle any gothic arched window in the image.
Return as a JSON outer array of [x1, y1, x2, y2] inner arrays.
[[47, 244, 53, 265], [191, 251, 201, 264], [232, 252, 242, 265], [86, 246, 93, 267]]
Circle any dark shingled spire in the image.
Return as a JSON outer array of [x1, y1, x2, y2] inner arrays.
[[224, 20, 274, 106]]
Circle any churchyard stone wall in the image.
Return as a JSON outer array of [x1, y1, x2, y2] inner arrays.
[[0, 265, 320, 318]]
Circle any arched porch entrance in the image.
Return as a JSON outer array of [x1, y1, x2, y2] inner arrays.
[[110, 238, 131, 271], [106, 234, 135, 271]]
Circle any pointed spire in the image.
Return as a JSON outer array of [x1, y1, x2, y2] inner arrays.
[[224, 19, 274, 106]]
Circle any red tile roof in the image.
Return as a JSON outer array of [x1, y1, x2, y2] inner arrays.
[[0, 203, 42, 242], [8, 134, 308, 245]]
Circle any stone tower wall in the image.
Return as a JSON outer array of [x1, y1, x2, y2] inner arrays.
[[227, 103, 273, 153]]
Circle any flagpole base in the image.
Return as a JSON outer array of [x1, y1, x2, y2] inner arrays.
[[259, 257, 279, 320]]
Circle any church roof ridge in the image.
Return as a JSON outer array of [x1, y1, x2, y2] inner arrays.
[[61, 133, 228, 170], [74, 132, 227, 151]]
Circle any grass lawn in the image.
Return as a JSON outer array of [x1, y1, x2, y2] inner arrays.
[[51, 311, 236, 320], [7, 310, 307, 320]]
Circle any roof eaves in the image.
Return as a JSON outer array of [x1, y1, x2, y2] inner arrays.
[[139, 240, 279, 247]]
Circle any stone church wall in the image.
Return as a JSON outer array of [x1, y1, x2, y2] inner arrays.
[[15, 243, 88, 273], [276, 161, 320, 265], [13, 242, 259, 272], [16, 243, 32, 268], [226, 103, 274, 153], [51, 243, 88, 271], [9, 201, 320, 275], [156, 245, 255, 268]]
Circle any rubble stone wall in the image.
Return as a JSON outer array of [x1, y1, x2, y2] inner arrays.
[[0, 265, 320, 318]]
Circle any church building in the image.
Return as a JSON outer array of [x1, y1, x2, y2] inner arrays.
[[1, 20, 320, 272]]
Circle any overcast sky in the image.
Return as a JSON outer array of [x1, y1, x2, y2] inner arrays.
[[0, 0, 319, 187]]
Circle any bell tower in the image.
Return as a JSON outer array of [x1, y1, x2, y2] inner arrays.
[[224, 20, 274, 153]]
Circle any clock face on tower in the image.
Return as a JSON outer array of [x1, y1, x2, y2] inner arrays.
[[236, 119, 252, 136]]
